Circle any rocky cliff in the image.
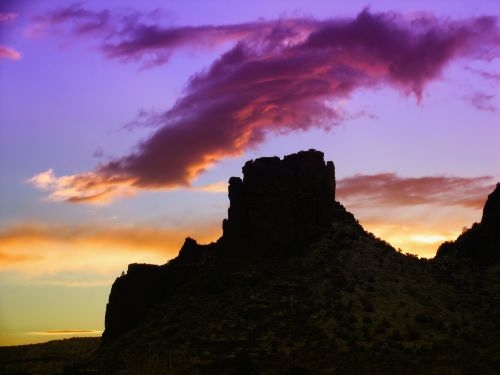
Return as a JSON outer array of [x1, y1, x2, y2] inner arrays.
[[222, 149, 338, 257], [98, 150, 500, 375], [103, 149, 350, 341]]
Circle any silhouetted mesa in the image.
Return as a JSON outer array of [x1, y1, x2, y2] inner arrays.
[[103, 150, 353, 342], [222, 149, 339, 257], [99, 150, 500, 374]]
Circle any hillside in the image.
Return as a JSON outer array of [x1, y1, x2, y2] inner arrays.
[[0, 338, 100, 375], [2, 150, 499, 375]]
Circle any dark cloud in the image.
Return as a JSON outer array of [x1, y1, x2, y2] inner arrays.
[[31, 8, 500, 202], [337, 173, 496, 208], [44, 3, 111, 35], [36, 3, 301, 67], [93, 146, 104, 158]]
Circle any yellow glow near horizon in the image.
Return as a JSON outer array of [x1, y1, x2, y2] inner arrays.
[[360, 222, 462, 258], [0, 200, 482, 346], [0, 222, 222, 346], [0, 223, 221, 279]]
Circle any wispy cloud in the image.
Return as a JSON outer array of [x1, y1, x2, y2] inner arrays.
[[29, 168, 135, 204], [465, 66, 500, 83], [33, 3, 281, 67], [0, 12, 21, 61], [336, 173, 497, 256], [26, 330, 102, 335], [0, 222, 220, 283], [465, 92, 498, 113], [191, 181, 228, 193], [0, 12, 16, 23], [337, 173, 496, 208], [30, 8, 500, 203], [0, 45, 21, 60]]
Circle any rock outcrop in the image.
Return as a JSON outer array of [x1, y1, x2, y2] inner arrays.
[[99, 150, 500, 374], [222, 149, 338, 257], [104, 264, 163, 341], [103, 150, 344, 341]]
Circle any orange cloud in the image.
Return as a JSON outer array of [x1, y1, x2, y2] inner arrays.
[[191, 181, 228, 193], [29, 169, 137, 204], [29, 169, 228, 203], [0, 222, 221, 284], [0, 250, 42, 265], [29, 10, 500, 203]]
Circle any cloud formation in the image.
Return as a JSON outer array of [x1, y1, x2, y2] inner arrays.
[[0, 45, 21, 60], [0, 222, 220, 282], [29, 168, 135, 204], [466, 92, 498, 113], [0, 12, 21, 60], [337, 173, 496, 209], [336, 173, 497, 256], [0, 12, 16, 23], [31, 8, 500, 202], [35, 3, 287, 67], [26, 330, 102, 335], [465, 66, 500, 83]]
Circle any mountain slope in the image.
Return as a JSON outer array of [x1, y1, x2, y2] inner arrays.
[[436, 183, 500, 264], [90, 150, 500, 374]]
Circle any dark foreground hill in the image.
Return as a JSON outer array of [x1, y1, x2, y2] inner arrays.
[[0, 338, 100, 375], [2, 150, 499, 375]]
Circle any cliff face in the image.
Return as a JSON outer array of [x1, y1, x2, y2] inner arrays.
[[104, 264, 162, 342], [103, 149, 346, 341], [222, 149, 338, 257], [99, 150, 500, 374]]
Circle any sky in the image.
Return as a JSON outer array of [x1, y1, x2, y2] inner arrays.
[[0, 0, 499, 345]]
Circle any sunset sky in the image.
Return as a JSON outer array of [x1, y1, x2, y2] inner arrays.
[[1, 0, 499, 345]]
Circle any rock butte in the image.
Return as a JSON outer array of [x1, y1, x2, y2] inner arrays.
[[99, 149, 500, 374]]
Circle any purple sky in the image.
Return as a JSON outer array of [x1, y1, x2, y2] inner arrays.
[[0, 0, 499, 345]]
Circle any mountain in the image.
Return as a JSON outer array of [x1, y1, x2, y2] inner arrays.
[[92, 150, 500, 374], [3, 150, 498, 375]]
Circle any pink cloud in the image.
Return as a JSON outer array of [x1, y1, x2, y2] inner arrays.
[[337, 173, 496, 209], [0, 12, 16, 23], [0, 45, 21, 60], [30, 9, 500, 203]]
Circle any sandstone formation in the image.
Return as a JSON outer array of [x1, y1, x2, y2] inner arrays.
[[103, 149, 346, 341], [97, 150, 500, 374], [222, 149, 338, 257]]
